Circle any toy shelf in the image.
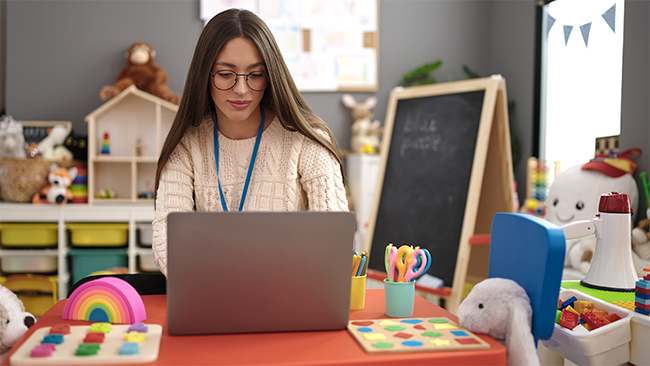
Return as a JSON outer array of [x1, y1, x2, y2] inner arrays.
[[0, 203, 156, 301], [85, 85, 177, 204]]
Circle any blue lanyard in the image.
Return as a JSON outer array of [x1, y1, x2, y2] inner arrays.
[[213, 108, 265, 212]]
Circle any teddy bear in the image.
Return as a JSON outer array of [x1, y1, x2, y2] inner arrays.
[[0, 284, 36, 361], [545, 150, 639, 276], [100, 41, 181, 104], [31, 163, 78, 205], [0, 116, 27, 159], [341, 94, 383, 154], [457, 278, 539, 366]]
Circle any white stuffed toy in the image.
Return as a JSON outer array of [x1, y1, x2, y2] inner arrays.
[[0, 116, 27, 158], [342, 94, 383, 154], [545, 152, 639, 276], [36, 124, 72, 161], [0, 285, 35, 361], [457, 278, 539, 366]]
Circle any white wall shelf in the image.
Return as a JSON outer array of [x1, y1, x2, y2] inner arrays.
[[0, 203, 155, 300]]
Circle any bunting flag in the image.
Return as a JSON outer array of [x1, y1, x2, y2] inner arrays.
[[547, 3, 616, 48]]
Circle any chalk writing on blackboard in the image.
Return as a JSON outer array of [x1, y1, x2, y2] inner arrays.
[[399, 110, 442, 158]]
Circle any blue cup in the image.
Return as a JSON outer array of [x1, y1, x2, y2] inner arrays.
[[383, 278, 415, 317]]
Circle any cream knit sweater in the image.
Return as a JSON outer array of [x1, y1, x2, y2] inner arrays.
[[152, 117, 349, 276]]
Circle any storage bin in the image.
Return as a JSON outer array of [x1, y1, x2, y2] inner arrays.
[[67, 223, 128, 247], [541, 289, 632, 366], [0, 223, 58, 248], [138, 252, 159, 272], [630, 311, 650, 366], [0, 274, 57, 317], [0, 252, 57, 273], [68, 248, 128, 285], [136, 223, 153, 247]]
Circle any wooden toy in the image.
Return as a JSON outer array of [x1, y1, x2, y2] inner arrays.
[[9, 323, 161, 365], [347, 317, 489, 353], [63, 277, 146, 324]]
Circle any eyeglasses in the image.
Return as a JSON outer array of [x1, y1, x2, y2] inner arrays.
[[210, 70, 268, 91]]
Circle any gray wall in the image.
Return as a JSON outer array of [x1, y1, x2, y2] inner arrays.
[[2, 0, 648, 212]]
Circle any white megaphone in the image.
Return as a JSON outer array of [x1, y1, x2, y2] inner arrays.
[[561, 191, 638, 292]]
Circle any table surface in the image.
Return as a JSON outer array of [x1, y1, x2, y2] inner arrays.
[[4, 289, 506, 366]]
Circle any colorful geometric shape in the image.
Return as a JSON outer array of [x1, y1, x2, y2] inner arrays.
[[393, 332, 413, 339], [379, 320, 399, 326], [413, 324, 426, 330], [372, 342, 393, 349], [31, 344, 55, 358], [401, 319, 422, 324], [351, 321, 374, 326], [63, 277, 146, 324], [41, 334, 64, 345], [120, 342, 140, 355], [451, 330, 469, 337], [363, 333, 386, 340], [384, 325, 406, 331], [402, 340, 424, 347], [357, 327, 372, 333], [456, 338, 481, 345]]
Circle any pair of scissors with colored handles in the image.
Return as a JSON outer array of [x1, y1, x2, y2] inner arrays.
[[385, 244, 431, 282]]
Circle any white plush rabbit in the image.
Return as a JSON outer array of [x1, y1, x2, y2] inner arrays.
[[457, 278, 539, 366]]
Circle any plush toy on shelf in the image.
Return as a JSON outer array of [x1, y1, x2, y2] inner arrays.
[[0, 284, 36, 361], [100, 41, 180, 104], [0, 116, 27, 158], [632, 172, 650, 261], [544, 149, 640, 276], [457, 278, 539, 366], [31, 162, 78, 205], [342, 94, 382, 154], [35, 124, 73, 161]]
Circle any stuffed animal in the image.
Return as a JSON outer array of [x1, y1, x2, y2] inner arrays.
[[100, 41, 180, 104], [0, 284, 35, 361], [632, 207, 650, 260], [457, 278, 539, 366], [0, 116, 27, 158], [35, 124, 73, 161], [32, 163, 78, 205], [342, 94, 382, 154], [545, 151, 639, 275]]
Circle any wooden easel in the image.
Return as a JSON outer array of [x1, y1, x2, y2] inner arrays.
[[364, 75, 515, 313]]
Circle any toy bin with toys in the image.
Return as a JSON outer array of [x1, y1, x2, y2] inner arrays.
[[542, 289, 632, 365], [0, 223, 58, 248], [1, 253, 57, 273], [67, 223, 128, 247]]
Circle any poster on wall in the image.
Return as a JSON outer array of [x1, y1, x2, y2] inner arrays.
[[200, 0, 378, 92]]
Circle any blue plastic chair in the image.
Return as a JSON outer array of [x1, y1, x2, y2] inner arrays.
[[488, 212, 566, 341]]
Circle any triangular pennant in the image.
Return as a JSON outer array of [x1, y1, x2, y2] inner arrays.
[[602, 3, 616, 32], [563, 25, 573, 46], [580, 22, 592, 47], [546, 14, 556, 36]]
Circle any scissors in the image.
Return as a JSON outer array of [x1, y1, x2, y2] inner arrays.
[[404, 248, 431, 282], [384, 244, 398, 282], [395, 245, 414, 282]]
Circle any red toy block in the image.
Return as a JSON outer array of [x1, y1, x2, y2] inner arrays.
[[559, 309, 579, 330], [83, 332, 105, 344], [580, 312, 607, 330], [603, 313, 622, 323]]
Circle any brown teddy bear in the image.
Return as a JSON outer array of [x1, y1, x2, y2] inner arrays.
[[100, 41, 180, 104]]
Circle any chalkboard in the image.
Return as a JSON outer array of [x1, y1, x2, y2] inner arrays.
[[364, 76, 514, 311]]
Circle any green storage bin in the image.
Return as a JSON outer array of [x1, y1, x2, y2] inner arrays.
[[0, 223, 58, 247], [68, 248, 127, 285]]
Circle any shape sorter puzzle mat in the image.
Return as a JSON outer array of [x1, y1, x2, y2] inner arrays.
[[347, 317, 491, 353], [9, 323, 162, 365]]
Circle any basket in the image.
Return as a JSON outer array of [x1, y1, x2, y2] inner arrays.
[[0, 158, 76, 203]]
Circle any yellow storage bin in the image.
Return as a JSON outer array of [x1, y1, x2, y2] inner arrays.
[[0, 274, 57, 317], [0, 223, 58, 248], [67, 223, 128, 247]]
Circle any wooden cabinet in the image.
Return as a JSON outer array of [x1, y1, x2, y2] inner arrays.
[[85, 85, 177, 204]]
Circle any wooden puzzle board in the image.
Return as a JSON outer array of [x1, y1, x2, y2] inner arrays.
[[347, 317, 490, 353], [10, 324, 162, 365]]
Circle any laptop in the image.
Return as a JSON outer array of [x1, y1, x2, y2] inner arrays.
[[166, 211, 356, 335]]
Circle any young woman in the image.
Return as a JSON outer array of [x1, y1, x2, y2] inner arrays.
[[152, 8, 349, 276]]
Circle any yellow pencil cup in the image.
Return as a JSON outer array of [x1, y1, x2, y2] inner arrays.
[[350, 275, 367, 310]]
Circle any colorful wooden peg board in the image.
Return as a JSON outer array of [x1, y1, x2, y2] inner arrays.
[[347, 317, 490, 353], [9, 323, 162, 365]]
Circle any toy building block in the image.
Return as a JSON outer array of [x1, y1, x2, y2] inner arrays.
[[573, 300, 595, 314], [603, 313, 622, 323], [561, 296, 577, 309], [559, 308, 580, 330], [580, 312, 607, 330]]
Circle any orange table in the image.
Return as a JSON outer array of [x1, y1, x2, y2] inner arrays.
[[4, 289, 506, 365]]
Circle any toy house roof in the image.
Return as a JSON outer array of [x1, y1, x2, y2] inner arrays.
[[84, 85, 178, 122]]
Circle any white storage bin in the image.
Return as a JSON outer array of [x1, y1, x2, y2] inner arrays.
[[136, 223, 153, 247], [542, 289, 632, 366], [1, 254, 57, 273], [138, 252, 159, 272], [630, 312, 650, 366]]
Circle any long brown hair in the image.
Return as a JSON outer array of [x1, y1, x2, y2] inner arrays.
[[155, 8, 345, 196]]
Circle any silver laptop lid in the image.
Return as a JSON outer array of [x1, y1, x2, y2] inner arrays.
[[166, 211, 355, 335]]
